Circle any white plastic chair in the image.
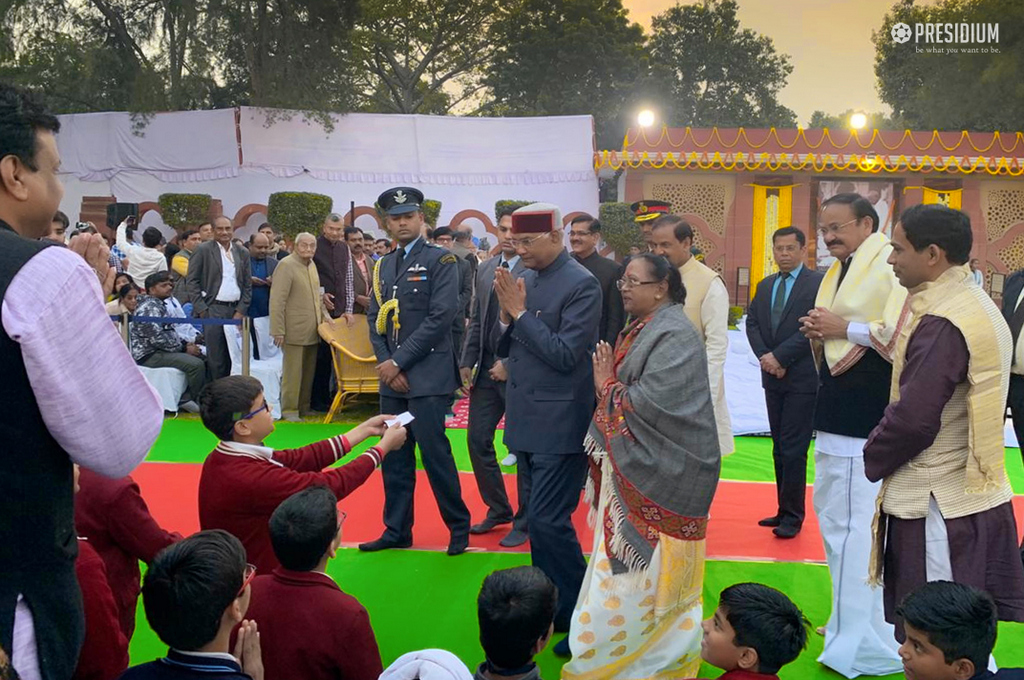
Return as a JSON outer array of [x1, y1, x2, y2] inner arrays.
[[137, 366, 189, 412], [224, 323, 283, 419]]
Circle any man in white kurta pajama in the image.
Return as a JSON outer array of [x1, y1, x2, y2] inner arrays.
[[800, 194, 907, 678]]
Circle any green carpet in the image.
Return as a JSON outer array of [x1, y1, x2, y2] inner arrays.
[[147, 419, 1024, 492], [127, 550, 1024, 679]]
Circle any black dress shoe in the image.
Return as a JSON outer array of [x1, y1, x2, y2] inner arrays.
[[552, 637, 571, 658], [470, 518, 511, 535], [773, 524, 801, 539], [758, 515, 782, 528], [358, 537, 412, 552], [499, 529, 529, 548], [447, 535, 469, 556]]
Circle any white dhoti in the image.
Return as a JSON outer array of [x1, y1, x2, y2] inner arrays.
[[813, 443, 902, 678]]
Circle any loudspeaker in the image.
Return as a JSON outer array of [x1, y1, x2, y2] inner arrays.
[[106, 202, 139, 229]]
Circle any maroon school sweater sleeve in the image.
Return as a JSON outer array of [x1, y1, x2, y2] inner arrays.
[[104, 478, 181, 563], [74, 541, 129, 680], [274, 434, 350, 472], [244, 453, 378, 515]]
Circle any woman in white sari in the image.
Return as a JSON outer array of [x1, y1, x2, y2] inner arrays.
[[561, 254, 722, 680]]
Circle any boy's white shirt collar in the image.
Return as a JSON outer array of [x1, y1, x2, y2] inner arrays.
[[217, 440, 284, 467]]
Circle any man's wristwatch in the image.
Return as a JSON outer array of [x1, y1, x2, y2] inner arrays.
[[514, 310, 526, 321], [390, 359, 400, 369]]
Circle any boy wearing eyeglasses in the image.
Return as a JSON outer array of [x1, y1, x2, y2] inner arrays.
[[121, 530, 262, 680], [239, 487, 383, 680], [197, 376, 406, 574]]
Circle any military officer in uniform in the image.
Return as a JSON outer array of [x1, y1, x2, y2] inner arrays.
[[360, 187, 472, 556]]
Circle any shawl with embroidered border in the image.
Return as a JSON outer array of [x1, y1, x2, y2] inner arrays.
[[584, 303, 721, 580]]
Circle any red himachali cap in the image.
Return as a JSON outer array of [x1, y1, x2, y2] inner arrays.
[[511, 203, 563, 234]]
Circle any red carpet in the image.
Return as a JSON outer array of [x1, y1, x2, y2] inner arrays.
[[134, 463, 825, 562], [444, 397, 500, 430], [135, 462, 1024, 562]]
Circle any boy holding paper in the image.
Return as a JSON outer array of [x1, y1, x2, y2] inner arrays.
[[197, 375, 407, 573]]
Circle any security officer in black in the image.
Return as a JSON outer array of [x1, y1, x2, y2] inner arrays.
[[360, 187, 472, 555]]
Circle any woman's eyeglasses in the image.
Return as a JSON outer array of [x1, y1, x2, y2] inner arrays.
[[616, 278, 660, 291]]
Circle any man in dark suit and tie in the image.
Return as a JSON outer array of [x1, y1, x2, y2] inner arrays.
[[492, 202, 602, 656], [1001, 266, 1024, 462], [568, 214, 625, 346], [361, 187, 472, 556], [460, 206, 529, 547], [185, 216, 252, 379], [746, 226, 823, 539]]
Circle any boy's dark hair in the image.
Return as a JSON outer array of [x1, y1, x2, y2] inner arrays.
[[772, 226, 806, 247], [820, 192, 880, 232], [719, 583, 810, 675], [269, 487, 340, 571], [53, 210, 69, 229], [897, 204, 972, 265], [142, 227, 163, 248], [0, 83, 60, 172], [896, 581, 996, 671], [478, 566, 557, 669], [144, 270, 171, 292], [199, 375, 265, 441], [142, 530, 247, 651], [650, 214, 694, 243]]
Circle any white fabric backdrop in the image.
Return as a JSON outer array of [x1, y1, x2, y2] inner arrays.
[[57, 109, 239, 183], [56, 108, 599, 244]]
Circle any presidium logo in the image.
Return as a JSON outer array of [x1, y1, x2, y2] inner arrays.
[[891, 21, 1001, 53]]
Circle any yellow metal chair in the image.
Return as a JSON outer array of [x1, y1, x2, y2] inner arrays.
[[318, 315, 379, 423]]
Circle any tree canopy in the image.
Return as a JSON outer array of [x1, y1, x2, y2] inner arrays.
[[873, 0, 1024, 131]]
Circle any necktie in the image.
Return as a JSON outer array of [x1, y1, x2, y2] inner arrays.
[[1010, 289, 1024, 365], [394, 247, 404, 269], [500, 260, 510, 270], [771, 272, 789, 332], [837, 257, 852, 286]]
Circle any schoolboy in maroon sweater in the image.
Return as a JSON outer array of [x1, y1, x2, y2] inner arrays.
[[240, 487, 383, 680], [693, 583, 810, 680], [197, 376, 406, 573]]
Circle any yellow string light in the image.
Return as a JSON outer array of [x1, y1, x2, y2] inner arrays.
[[621, 125, 1024, 154], [594, 149, 1024, 176]]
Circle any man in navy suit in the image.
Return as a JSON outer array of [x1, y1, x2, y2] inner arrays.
[[492, 202, 601, 657], [460, 206, 530, 547], [361, 186, 472, 556], [746, 226, 823, 539], [1002, 266, 1024, 463]]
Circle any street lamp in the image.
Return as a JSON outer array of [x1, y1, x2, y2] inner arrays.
[[638, 110, 656, 128], [849, 112, 868, 130]]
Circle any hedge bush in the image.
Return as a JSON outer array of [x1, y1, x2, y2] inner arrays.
[[268, 192, 333, 239], [494, 200, 534, 219], [423, 200, 442, 227], [598, 202, 642, 259], [157, 193, 212, 230]]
